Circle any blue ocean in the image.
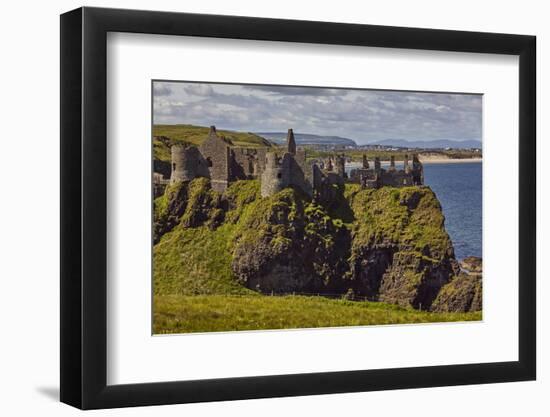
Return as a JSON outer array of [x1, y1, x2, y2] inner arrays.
[[423, 162, 482, 260]]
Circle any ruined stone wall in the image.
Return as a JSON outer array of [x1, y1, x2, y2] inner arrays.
[[336, 155, 346, 178], [347, 168, 378, 188], [287, 148, 313, 197], [379, 170, 414, 187], [349, 167, 416, 188], [153, 172, 169, 198], [232, 147, 267, 179], [255, 148, 267, 173], [349, 154, 423, 189], [288, 156, 312, 197], [199, 132, 232, 192], [411, 154, 424, 185]]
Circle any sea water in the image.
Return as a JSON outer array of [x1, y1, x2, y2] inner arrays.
[[345, 162, 482, 260], [423, 162, 482, 260]]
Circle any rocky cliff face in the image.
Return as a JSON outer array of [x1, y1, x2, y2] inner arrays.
[[230, 189, 351, 294], [431, 273, 482, 312], [153, 178, 480, 312], [345, 186, 462, 310]]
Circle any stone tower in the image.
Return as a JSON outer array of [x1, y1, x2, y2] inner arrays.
[[261, 153, 286, 197], [170, 145, 197, 183], [362, 154, 369, 169], [286, 128, 296, 155]]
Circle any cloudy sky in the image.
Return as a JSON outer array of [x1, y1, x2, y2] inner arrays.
[[153, 81, 482, 144]]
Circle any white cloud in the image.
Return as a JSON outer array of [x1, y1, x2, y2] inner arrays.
[[152, 82, 482, 144]]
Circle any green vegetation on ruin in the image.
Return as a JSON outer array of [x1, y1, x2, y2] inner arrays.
[[154, 294, 481, 334]]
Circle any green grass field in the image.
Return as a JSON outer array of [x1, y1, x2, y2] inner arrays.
[[154, 294, 482, 334]]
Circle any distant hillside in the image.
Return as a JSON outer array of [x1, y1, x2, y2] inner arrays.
[[153, 124, 272, 148], [368, 139, 482, 149], [257, 132, 357, 147]]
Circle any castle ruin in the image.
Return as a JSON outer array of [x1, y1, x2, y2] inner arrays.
[[169, 126, 266, 192], [158, 126, 424, 198], [348, 153, 424, 188]]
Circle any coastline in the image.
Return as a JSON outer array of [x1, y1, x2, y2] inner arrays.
[[346, 158, 482, 169], [419, 157, 482, 164]]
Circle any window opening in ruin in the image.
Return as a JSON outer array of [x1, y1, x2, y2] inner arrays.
[[277, 173, 282, 179], [172, 163, 176, 171], [206, 157, 213, 167]]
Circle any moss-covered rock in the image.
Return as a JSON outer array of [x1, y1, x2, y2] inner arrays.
[[180, 178, 225, 229], [346, 185, 459, 309], [431, 273, 482, 313], [230, 188, 351, 294], [153, 181, 189, 244], [460, 256, 483, 273]]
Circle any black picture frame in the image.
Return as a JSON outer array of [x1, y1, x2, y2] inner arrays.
[[60, 6, 536, 410]]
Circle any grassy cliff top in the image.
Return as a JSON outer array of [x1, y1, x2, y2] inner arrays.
[[344, 184, 452, 260]]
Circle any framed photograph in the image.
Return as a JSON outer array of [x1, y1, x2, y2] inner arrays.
[[60, 7, 536, 409]]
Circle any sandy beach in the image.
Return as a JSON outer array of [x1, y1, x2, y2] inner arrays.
[[418, 157, 482, 164], [346, 158, 481, 169]]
